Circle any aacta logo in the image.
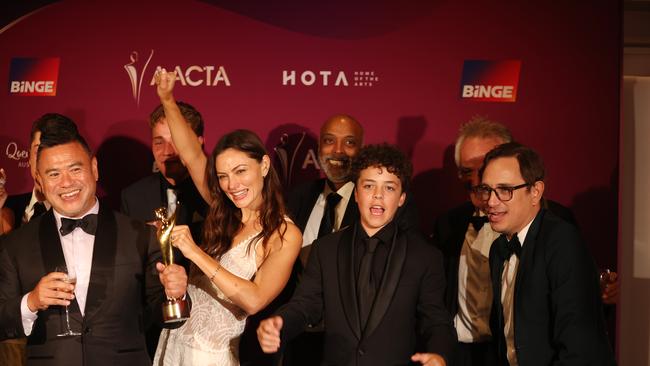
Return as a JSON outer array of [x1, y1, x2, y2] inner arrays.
[[125, 50, 231, 106], [8, 57, 60, 96], [282, 70, 379, 87], [459, 60, 521, 102]]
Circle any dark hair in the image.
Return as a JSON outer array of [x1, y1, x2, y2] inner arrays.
[[350, 143, 413, 192], [202, 129, 287, 259], [149, 101, 204, 136], [31, 113, 79, 144], [36, 114, 91, 161], [479, 142, 545, 185]]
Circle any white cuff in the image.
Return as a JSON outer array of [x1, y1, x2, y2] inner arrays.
[[20, 294, 38, 336]]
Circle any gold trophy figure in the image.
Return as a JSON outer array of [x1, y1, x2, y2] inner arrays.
[[155, 207, 190, 323]]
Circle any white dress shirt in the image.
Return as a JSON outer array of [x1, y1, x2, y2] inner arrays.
[[502, 219, 533, 366], [20, 199, 100, 335], [22, 188, 51, 223], [299, 181, 354, 267]]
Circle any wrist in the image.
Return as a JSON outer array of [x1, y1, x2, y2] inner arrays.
[[160, 95, 176, 105], [26, 293, 37, 312]]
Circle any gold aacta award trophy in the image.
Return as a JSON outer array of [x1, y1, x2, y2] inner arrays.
[[155, 207, 190, 323]]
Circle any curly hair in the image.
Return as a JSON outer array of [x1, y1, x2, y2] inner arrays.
[[201, 129, 287, 260], [350, 143, 412, 192]]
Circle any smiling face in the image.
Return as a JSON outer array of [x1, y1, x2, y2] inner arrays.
[[481, 156, 543, 238], [152, 118, 203, 185], [36, 141, 98, 218], [318, 116, 363, 188], [215, 148, 270, 212], [354, 165, 406, 237]]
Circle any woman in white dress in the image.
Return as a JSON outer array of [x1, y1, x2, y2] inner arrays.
[[152, 69, 302, 366]]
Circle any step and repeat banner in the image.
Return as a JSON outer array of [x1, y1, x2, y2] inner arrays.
[[0, 1, 620, 267]]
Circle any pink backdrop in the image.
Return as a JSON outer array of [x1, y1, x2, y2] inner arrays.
[[0, 1, 620, 269]]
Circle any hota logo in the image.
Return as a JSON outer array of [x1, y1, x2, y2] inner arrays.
[[124, 50, 232, 106], [8, 57, 60, 96], [282, 70, 379, 87]]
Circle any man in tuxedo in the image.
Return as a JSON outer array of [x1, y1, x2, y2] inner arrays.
[[0, 116, 188, 366], [257, 114, 363, 365], [478, 142, 614, 365], [258, 144, 456, 366], [121, 101, 207, 236], [121, 102, 207, 357], [1, 114, 77, 366], [432, 117, 618, 366]]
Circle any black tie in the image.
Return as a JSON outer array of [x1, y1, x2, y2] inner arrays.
[[497, 234, 521, 261], [357, 237, 380, 328], [469, 215, 488, 232], [60, 214, 98, 236], [317, 192, 342, 238], [32, 202, 47, 218]]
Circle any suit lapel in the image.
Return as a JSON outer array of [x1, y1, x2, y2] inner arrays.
[[514, 209, 544, 301], [83, 205, 118, 322], [340, 189, 358, 229], [38, 211, 85, 324], [297, 179, 325, 232], [39, 210, 66, 273], [362, 227, 407, 340], [337, 225, 361, 339]]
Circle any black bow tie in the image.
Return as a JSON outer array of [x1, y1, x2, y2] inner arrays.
[[60, 214, 98, 236], [469, 215, 489, 232], [497, 234, 521, 260]]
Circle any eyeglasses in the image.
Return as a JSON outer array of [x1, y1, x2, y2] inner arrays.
[[475, 183, 530, 202]]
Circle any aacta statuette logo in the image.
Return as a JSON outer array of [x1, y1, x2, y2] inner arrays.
[[124, 50, 154, 106], [9, 57, 60, 96], [125, 50, 232, 106], [282, 70, 379, 87], [459, 60, 521, 102]]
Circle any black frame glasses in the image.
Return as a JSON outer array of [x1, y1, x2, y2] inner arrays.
[[475, 183, 530, 202]]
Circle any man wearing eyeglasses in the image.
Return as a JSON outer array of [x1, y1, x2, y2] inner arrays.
[[478, 142, 614, 365], [432, 117, 618, 366]]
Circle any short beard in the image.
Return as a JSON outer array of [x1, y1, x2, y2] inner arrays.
[[319, 154, 351, 184]]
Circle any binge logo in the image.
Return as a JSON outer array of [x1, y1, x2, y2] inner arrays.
[[8, 57, 60, 96], [460, 60, 521, 102]]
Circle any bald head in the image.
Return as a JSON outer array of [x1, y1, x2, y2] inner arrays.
[[318, 114, 364, 188]]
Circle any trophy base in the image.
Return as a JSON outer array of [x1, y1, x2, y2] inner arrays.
[[162, 298, 190, 323]]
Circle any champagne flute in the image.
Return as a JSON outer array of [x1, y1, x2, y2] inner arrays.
[[55, 265, 81, 337]]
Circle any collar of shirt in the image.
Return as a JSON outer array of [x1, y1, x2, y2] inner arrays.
[[515, 217, 534, 248], [25, 188, 50, 216], [53, 197, 100, 235], [357, 218, 396, 247], [323, 180, 355, 199]]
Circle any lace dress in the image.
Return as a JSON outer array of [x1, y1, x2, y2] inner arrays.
[[153, 232, 261, 366]]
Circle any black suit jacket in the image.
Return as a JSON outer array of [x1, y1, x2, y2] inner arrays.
[[4, 192, 32, 229], [0, 206, 164, 366], [277, 223, 456, 366], [121, 173, 206, 236], [488, 209, 614, 365]]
